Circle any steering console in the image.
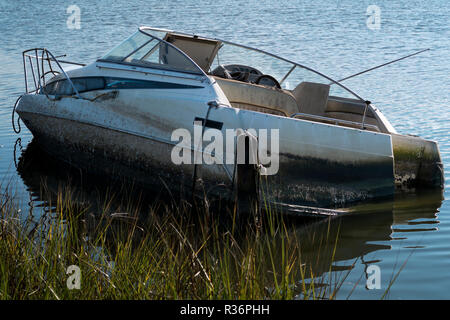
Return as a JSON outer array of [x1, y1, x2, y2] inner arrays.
[[212, 64, 281, 88]]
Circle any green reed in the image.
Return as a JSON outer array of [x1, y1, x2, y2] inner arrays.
[[0, 182, 363, 300]]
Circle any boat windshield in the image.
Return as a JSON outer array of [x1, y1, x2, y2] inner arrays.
[[100, 30, 204, 75]]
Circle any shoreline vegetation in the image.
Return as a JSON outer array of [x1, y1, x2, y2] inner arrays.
[[0, 178, 397, 300]]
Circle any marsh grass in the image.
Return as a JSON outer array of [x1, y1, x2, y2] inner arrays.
[[0, 180, 363, 300]]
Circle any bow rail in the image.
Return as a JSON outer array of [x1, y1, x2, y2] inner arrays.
[[22, 48, 85, 98]]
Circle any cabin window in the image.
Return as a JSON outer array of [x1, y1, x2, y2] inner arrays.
[[42, 77, 105, 96]]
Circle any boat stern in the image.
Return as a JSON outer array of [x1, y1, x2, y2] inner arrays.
[[392, 133, 444, 189]]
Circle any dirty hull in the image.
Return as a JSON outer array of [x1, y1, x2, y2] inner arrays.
[[391, 133, 444, 189], [18, 111, 394, 209], [267, 154, 395, 207], [19, 112, 210, 198], [17, 92, 397, 209]]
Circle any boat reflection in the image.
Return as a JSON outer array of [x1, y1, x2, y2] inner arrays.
[[16, 138, 179, 217]]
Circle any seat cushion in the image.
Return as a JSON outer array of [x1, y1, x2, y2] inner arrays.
[[291, 82, 330, 115], [214, 77, 299, 116]]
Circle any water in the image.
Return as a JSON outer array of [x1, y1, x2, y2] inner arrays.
[[0, 0, 449, 299]]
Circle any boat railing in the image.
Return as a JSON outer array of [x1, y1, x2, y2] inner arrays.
[[290, 112, 380, 132], [22, 48, 86, 98]]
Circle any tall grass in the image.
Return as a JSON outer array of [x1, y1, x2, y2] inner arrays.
[[0, 181, 355, 300]]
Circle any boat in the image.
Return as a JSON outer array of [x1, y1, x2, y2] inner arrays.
[[14, 26, 444, 213]]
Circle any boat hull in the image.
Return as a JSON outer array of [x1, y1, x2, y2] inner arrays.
[[16, 91, 396, 208]]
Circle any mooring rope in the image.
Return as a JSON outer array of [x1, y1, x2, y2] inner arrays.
[[12, 95, 24, 134]]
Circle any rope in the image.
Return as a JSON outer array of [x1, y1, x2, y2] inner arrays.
[[12, 95, 24, 134]]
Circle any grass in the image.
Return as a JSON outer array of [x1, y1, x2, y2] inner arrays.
[[0, 179, 369, 300]]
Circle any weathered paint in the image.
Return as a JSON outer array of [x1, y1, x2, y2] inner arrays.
[[266, 154, 394, 207]]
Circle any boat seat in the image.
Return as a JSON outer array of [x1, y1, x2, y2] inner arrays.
[[326, 96, 375, 117], [214, 77, 299, 117], [291, 82, 330, 116], [325, 96, 379, 127]]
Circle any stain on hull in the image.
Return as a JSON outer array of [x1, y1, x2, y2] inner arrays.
[[264, 154, 394, 207], [391, 133, 444, 189]]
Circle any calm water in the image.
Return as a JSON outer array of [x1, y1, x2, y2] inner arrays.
[[0, 0, 449, 299]]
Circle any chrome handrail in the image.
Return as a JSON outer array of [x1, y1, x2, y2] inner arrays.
[[138, 27, 209, 79], [22, 48, 85, 98], [290, 112, 380, 132], [140, 26, 366, 102]]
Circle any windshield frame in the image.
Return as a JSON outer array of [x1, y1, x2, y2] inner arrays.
[[138, 26, 367, 102], [98, 28, 208, 78]]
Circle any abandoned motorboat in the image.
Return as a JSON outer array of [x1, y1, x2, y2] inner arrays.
[[14, 26, 444, 210]]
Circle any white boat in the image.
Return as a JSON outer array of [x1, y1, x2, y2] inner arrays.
[[14, 26, 444, 211]]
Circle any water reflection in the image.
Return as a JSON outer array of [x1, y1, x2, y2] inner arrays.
[[15, 138, 444, 294], [290, 189, 443, 279], [15, 138, 179, 217]]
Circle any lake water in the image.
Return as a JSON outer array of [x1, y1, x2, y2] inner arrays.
[[0, 0, 449, 299]]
